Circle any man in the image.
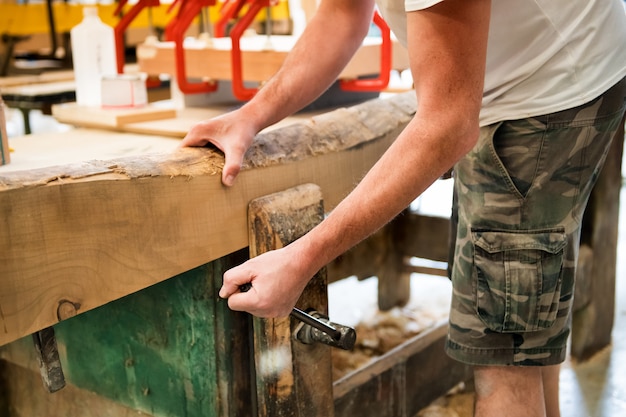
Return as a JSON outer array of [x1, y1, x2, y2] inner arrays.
[[181, 0, 626, 415]]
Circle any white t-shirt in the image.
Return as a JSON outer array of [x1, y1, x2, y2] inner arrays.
[[377, 0, 626, 126]]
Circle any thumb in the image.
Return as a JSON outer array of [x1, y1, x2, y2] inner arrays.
[[221, 145, 245, 187], [219, 267, 252, 298]]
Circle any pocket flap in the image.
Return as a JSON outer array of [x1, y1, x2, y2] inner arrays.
[[472, 229, 567, 254]]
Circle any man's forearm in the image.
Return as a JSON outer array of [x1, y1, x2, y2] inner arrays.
[[238, 0, 376, 132]]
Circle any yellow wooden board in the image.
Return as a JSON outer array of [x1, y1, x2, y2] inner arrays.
[[52, 102, 177, 129]]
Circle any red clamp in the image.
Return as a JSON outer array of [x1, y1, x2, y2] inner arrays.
[[224, 0, 273, 101], [214, 0, 249, 38], [163, 0, 184, 41], [339, 11, 391, 92], [113, 0, 161, 75], [167, 0, 219, 94]]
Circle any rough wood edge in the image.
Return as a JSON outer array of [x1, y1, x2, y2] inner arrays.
[[0, 92, 415, 191]]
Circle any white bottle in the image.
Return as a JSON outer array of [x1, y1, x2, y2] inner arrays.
[[70, 7, 117, 107]]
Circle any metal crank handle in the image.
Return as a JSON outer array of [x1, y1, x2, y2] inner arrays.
[[238, 283, 356, 350], [292, 308, 357, 351], [291, 307, 341, 340]]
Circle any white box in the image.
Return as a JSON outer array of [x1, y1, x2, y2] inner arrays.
[[101, 74, 148, 108]]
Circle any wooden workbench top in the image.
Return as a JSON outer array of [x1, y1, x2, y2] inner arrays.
[[0, 80, 75, 97], [2, 104, 330, 174], [0, 128, 179, 173], [0, 92, 417, 347], [0, 71, 74, 89]]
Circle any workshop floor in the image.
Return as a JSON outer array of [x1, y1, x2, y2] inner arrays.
[[4, 109, 626, 417]]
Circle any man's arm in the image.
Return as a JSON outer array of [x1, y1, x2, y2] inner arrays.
[[220, 0, 492, 317], [239, 0, 377, 129], [180, 0, 376, 185]]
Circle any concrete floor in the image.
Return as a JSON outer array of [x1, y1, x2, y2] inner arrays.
[[4, 108, 626, 416]]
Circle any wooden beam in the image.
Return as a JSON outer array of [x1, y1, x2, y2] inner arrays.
[[327, 210, 452, 311], [51, 103, 177, 129], [249, 184, 334, 417], [1, 97, 9, 166], [0, 93, 416, 347], [571, 115, 624, 360], [136, 36, 410, 82], [333, 321, 472, 416]]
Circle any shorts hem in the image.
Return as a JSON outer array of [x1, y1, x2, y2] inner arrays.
[[445, 340, 567, 367]]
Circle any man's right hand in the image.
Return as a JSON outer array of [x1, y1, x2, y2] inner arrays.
[[180, 111, 258, 186]]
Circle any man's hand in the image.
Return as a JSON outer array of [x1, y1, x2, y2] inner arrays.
[[218, 246, 313, 318], [180, 111, 258, 186]]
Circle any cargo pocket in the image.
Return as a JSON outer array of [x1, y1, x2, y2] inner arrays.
[[471, 229, 567, 333]]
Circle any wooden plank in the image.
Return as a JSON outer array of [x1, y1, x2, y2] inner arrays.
[[0, 128, 178, 173], [571, 116, 624, 360], [1, 81, 75, 97], [572, 244, 593, 311], [249, 184, 334, 417], [120, 106, 329, 139], [0, 97, 9, 165], [51, 103, 177, 129], [0, 71, 74, 89], [0, 65, 136, 90], [0, 93, 416, 347], [0, 360, 7, 416], [333, 320, 472, 416], [399, 212, 451, 263], [137, 36, 409, 82], [121, 106, 236, 138], [327, 212, 451, 284]]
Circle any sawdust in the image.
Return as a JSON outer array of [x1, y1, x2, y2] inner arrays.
[[329, 281, 476, 417], [331, 306, 442, 380]]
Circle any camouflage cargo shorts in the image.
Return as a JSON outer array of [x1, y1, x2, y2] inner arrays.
[[445, 77, 626, 366]]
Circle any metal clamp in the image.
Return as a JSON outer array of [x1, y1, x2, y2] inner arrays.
[[292, 308, 356, 351]]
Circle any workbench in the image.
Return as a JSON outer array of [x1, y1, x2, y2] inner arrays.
[[0, 80, 75, 134], [0, 94, 622, 416], [0, 64, 168, 135]]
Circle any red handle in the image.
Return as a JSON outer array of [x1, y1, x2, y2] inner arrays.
[[114, 0, 161, 74], [339, 11, 391, 92], [214, 0, 248, 37], [229, 0, 270, 100], [170, 0, 218, 94]]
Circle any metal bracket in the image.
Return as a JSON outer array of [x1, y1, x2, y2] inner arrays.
[[32, 327, 66, 393]]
